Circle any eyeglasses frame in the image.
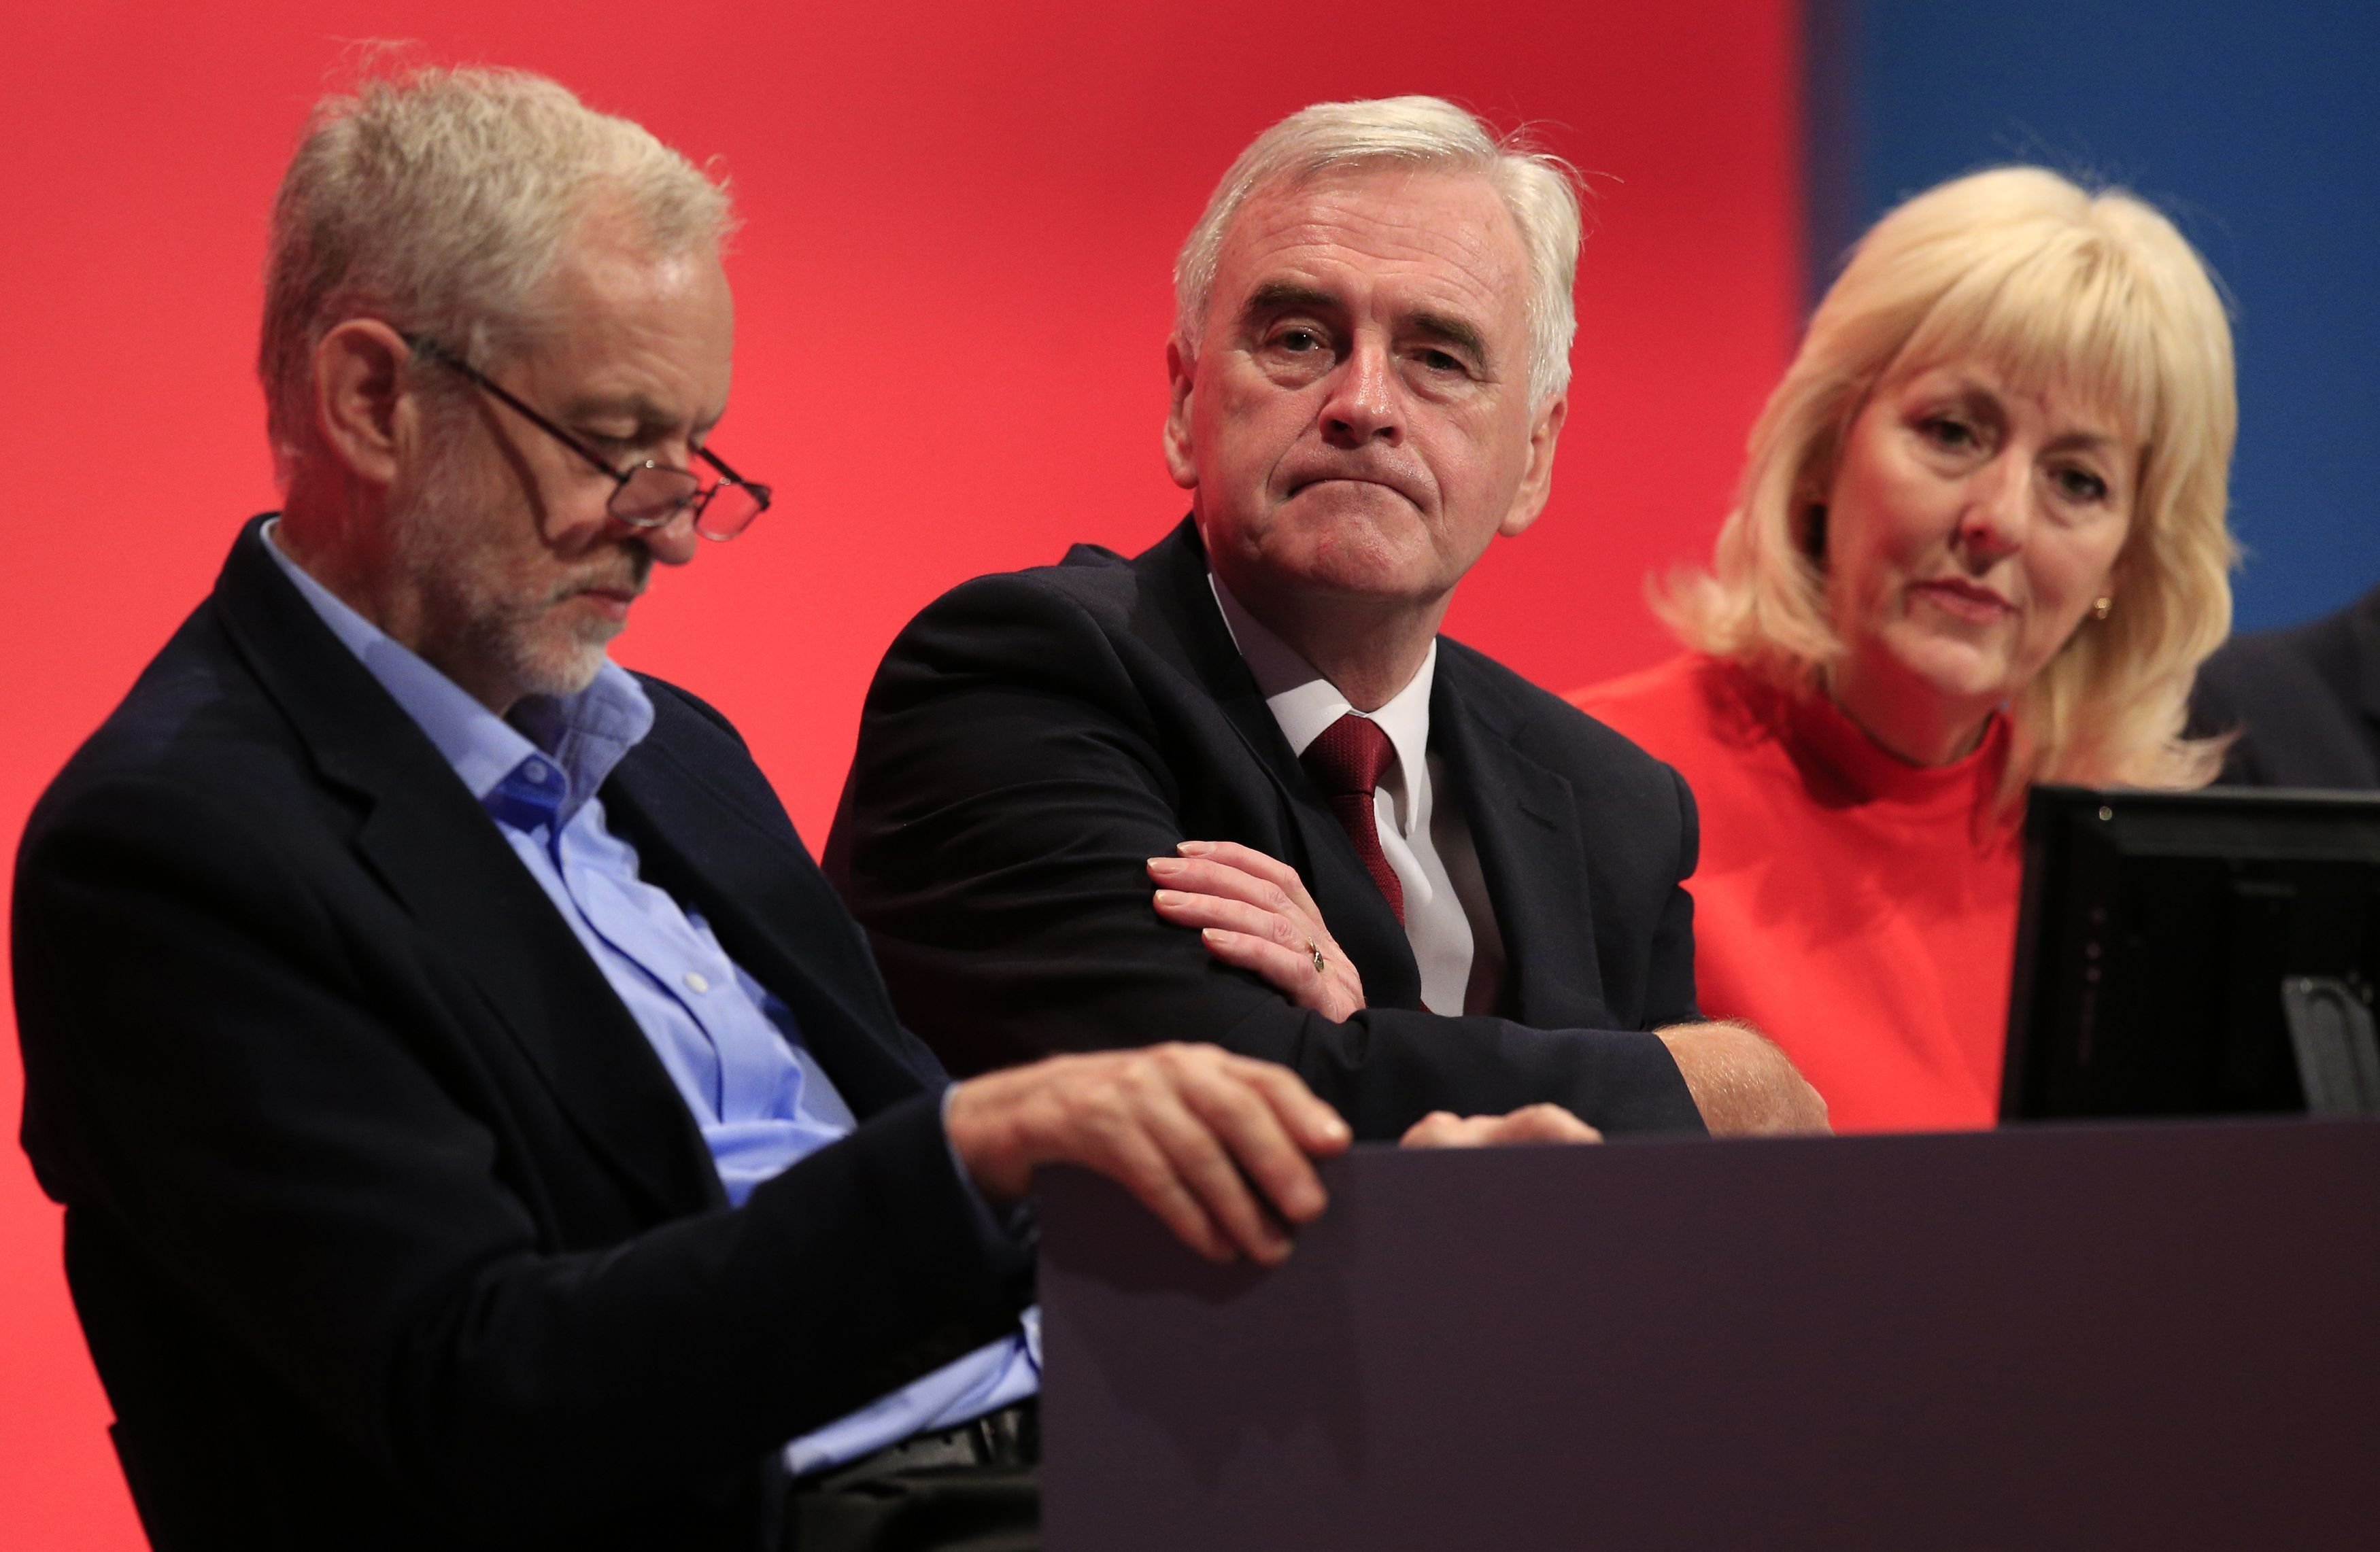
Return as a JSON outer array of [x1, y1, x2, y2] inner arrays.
[[402, 332, 770, 541]]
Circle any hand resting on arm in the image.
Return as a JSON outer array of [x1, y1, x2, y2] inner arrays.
[[1154, 840, 1831, 1139], [1149, 840, 1366, 1021], [1147, 842, 1595, 1148]]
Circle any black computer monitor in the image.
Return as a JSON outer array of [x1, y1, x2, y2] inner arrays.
[[2002, 784, 2380, 1122]]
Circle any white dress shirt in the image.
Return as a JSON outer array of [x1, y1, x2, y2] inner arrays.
[[1208, 574, 1508, 1016]]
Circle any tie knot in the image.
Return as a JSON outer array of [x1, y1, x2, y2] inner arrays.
[[1301, 713, 1396, 799]]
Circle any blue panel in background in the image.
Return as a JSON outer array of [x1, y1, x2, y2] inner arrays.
[[1806, 1, 2380, 632]]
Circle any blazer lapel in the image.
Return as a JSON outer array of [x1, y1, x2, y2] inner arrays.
[[1127, 523, 1302, 781], [1127, 522, 1423, 1008], [1431, 651, 1606, 1029], [602, 738, 934, 1120], [213, 519, 721, 1218], [350, 788, 725, 1214]]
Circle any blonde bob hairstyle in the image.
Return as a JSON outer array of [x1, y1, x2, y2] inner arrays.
[[1658, 166, 2237, 802]]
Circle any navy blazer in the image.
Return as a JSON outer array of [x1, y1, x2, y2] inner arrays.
[[12, 519, 1030, 1551], [824, 520, 1705, 1141], [2190, 583, 2380, 789]]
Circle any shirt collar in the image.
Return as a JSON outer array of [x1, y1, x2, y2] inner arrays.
[[260, 519, 653, 820], [1206, 570, 1436, 837]]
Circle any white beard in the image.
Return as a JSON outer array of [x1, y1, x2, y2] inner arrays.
[[386, 428, 638, 705]]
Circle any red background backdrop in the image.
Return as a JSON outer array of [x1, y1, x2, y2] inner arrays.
[[1, 3, 1799, 1542]]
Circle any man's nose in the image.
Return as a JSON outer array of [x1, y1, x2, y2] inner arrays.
[[1956, 456, 2029, 563], [1319, 337, 1404, 449], [628, 501, 704, 567]]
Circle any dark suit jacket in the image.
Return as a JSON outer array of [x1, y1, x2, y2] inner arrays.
[[12, 520, 1032, 1551], [823, 520, 1705, 1141], [2189, 583, 2380, 789]]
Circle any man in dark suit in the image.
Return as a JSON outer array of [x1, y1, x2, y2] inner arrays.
[[12, 67, 1353, 1551], [2190, 583, 2380, 788], [826, 97, 1825, 1143]]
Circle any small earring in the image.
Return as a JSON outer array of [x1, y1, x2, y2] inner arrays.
[[2092, 596, 2113, 622]]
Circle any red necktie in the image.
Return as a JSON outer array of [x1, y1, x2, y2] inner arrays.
[[1299, 713, 1405, 925]]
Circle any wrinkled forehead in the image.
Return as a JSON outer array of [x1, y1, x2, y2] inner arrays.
[[510, 222, 736, 413], [1214, 166, 1531, 324], [533, 200, 730, 321]]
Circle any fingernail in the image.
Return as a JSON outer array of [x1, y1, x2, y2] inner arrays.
[[1202, 927, 1227, 941], [1154, 890, 1183, 906], [1177, 840, 1212, 855], [1146, 857, 1183, 876]]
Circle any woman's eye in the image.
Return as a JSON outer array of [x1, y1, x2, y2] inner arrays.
[[2054, 466, 2109, 502], [1920, 416, 1976, 450]]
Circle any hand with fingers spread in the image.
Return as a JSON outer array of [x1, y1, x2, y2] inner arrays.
[[1148, 840, 1367, 1021], [1400, 1103, 1604, 1149], [945, 1043, 1352, 1264]]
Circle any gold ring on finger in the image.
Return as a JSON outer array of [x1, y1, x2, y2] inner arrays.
[[1309, 939, 1327, 976]]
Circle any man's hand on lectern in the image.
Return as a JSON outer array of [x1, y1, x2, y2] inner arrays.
[[947, 1044, 1352, 1266], [1399, 1104, 1604, 1148]]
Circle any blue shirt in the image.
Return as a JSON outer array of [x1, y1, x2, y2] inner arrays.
[[262, 525, 1038, 1475]]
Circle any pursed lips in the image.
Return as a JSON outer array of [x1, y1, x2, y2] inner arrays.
[[563, 551, 653, 607], [1908, 576, 2016, 622], [1280, 470, 1424, 509], [566, 578, 645, 622]]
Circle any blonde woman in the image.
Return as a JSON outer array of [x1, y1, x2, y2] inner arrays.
[[1571, 167, 2237, 1133]]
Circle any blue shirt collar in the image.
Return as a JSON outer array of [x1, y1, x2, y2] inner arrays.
[[259, 519, 653, 820]]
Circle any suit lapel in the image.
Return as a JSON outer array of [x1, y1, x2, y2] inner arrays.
[[1128, 523, 1423, 1008], [213, 519, 721, 1218], [602, 738, 932, 1120], [1431, 649, 1606, 1028], [350, 787, 725, 1213], [1127, 524, 1304, 781]]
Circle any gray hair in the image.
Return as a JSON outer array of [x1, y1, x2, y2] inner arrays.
[[1172, 96, 1585, 403], [260, 65, 734, 481]]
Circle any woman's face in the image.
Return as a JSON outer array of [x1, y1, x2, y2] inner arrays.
[[1820, 360, 2137, 760]]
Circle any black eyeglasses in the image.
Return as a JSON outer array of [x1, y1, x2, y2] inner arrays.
[[405, 334, 771, 542]]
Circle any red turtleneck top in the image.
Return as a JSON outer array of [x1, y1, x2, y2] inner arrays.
[[1571, 654, 2022, 1133]]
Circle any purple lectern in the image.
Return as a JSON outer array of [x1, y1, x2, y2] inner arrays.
[[1038, 1120, 2380, 1550]]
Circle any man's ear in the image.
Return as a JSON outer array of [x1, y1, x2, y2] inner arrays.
[[1162, 336, 1200, 492], [311, 319, 418, 487], [1498, 391, 1568, 538]]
